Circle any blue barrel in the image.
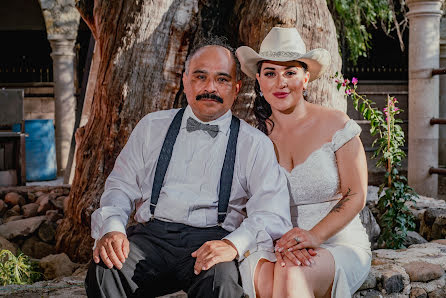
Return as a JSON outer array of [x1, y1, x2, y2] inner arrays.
[[13, 120, 57, 181]]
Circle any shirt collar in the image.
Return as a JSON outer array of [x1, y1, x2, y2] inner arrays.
[[181, 105, 232, 136]]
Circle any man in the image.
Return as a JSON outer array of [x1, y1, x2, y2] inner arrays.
[[85, 37, 291, 298]]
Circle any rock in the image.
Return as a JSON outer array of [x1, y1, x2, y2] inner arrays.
[[404, 231, 428, 247], [36, 193, 53, 205], [22, 203, 39, 218], [410, 287, 427, 298], [45, 210, 62, 222], [27, 192, 36, 203], [39, 253, 78, 280], [51, 196, 65, 210], [0, 216, 46, 239], [381, 268, 405, 293], [353, 289, 383, 298], [11, 204, 21, 214], [37, 195, 55, 214], [4, 192, 25, 206], [358, 270, 377, 290], [4, 215, 24, 223], [0, 236, 17, 255], [428, 287, 446, 298], [38, 221, 56, 243], [403, 261, 444, 282], [21, 236, 55, 259], [432, 239, 446, 245], [0, 200, 7, 216], [359, 206, 381, 249]]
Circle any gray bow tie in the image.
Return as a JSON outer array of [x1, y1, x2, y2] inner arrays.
[[186, 117, 219, 138]]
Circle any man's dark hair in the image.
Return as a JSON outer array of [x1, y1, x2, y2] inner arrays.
[[184, 36, 241, 81]]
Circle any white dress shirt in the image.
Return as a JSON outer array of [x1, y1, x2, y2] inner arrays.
[[91, 105, 292, 260]]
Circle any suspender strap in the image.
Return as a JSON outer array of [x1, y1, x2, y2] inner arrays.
[[150, 108, 185, 215], [218, 116, 240, 224], [150, 109, 241, 224]]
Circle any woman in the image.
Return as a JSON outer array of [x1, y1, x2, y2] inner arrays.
[[236, 27, 371, 298]]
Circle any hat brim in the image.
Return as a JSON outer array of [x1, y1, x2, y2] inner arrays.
[[236, 46, 331, 82]]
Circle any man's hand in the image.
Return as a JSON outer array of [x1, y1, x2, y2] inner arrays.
[[191, 240, 238, 275], [93, 231, 130, 270]]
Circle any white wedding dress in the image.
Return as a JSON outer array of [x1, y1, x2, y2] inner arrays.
[[239, 119, 372, 298]]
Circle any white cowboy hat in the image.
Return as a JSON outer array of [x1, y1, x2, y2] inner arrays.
[[236, 27, 331, 82]]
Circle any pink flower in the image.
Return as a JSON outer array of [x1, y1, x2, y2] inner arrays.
[[334, 78, 339, 83], [352, 77, 358, 85], [344, 79, 350, 84], [345, 89, 352, 95], [342, 82, 346, 86], [394, 107, 399, 111], [383, 107, 388, 112]]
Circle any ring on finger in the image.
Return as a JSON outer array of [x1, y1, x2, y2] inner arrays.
[[294, 236, 300, 243]]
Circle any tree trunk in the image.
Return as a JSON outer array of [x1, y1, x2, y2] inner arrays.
[[56, 0, 343, 263]]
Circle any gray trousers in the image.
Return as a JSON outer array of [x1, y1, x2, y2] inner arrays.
[[85, 220, 244, 298]]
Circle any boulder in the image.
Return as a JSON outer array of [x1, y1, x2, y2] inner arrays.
[[22, 203, 39, 218], [39, 253, 78, 280], [10, 204, 21, 214], [38, 221, 56, 243], [27, 192, 36, 203], [37, 195, 56, 214], [4, 192, 25, 206], [432, 239, 446, 245], [4, 215, 24, 223], [21, 236, 55, 259], [381, 267, 405, 293], [3, 209, 19, 220], [410, 287, 427, 298], [0, 236, 17, 255], [50, 196, 65, 210], [359, 206, 381, 249], [404, 231, 428, 247], [0, 216, 46, 239], [45, 210, 62, 222], [0, 200, 7, 216], [402, 261, 444, 282]]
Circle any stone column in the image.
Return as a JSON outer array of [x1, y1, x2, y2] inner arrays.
[[407, 0, 443, 197], [49, 36, 76, 175], [439, 17, 446, 166]]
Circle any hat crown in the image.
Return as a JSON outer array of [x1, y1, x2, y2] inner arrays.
[[259, 27, 307, 55]]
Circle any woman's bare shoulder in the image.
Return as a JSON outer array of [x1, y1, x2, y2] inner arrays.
[[311, 104, 350, 131]]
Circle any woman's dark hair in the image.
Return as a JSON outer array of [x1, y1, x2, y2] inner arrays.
[[253, 61, 309, 135]]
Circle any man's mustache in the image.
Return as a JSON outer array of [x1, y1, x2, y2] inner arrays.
[[196, 93, 223, 104]]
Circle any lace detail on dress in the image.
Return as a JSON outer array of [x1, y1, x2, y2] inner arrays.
[[286, 119, 362, 230], [331, 119, 362, 152]]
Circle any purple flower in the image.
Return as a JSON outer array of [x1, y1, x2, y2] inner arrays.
[[352, 77, 358, 85], [345, 89, 352, 95]]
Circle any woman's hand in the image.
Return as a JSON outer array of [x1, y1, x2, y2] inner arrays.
[[276, 227, 322, 253]]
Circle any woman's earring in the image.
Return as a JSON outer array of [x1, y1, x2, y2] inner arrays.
[[303, 89, 308, 97], [259, 91, 264, 97]]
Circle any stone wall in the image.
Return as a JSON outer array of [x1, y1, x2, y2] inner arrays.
[[0, 185, 69, 259]]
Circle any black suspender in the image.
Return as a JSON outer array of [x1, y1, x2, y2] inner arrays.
[[149, 108, 240, 224]]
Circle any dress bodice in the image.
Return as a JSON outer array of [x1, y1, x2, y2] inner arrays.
[[284, 119, 362, 231]]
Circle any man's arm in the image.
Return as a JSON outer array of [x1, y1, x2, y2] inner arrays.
[[223, 137, 292, 259], [90, 117, 148, 268], [192, 137, 292, 273]]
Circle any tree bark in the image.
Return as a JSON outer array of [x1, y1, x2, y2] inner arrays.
[[56, 0, 343, 263]]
